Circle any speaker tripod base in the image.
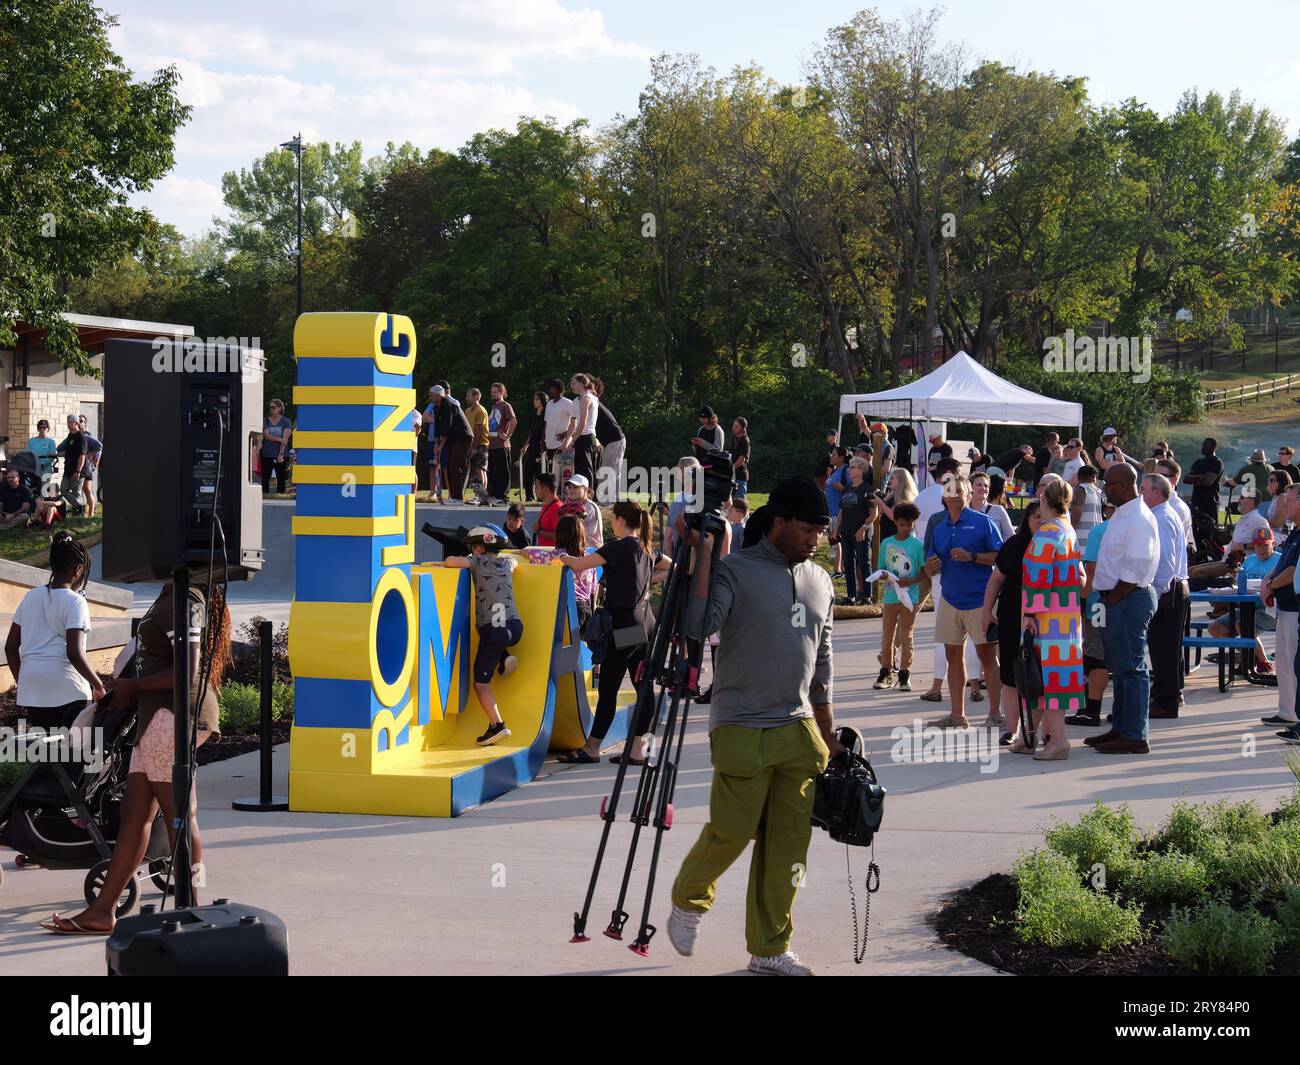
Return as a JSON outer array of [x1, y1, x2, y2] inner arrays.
[[232, 796, 289, 812]]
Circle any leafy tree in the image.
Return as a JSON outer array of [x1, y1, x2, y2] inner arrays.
[[0, 0, 189, 372]]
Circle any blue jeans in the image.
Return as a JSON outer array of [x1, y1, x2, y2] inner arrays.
[[1099, 585, 1158, 741], [843, 535, 873, 600], [733, 480, 748, 499]]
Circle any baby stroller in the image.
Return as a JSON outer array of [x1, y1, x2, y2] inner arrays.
[[1190, 507, 1231, 566], [3, 449, 44, 498], [0, 656, 170, 917]]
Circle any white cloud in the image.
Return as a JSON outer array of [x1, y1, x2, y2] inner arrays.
[[132, 174, 226, 235], [110, 0, 651, 80], [106, 0, 650, 233]]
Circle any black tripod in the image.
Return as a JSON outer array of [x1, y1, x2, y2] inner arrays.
[[571, 507, 729, 956]]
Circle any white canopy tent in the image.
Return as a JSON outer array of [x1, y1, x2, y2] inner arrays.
[[839, 352, 1083, 485]]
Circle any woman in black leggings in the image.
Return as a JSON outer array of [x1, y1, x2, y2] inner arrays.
[[521, 391, 547, 502], [556, 500, 670, 764]]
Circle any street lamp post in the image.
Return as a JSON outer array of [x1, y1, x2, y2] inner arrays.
[[279, 133, 304, 322]]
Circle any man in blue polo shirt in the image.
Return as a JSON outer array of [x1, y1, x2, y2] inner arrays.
[[924, 474, 1004, 727]]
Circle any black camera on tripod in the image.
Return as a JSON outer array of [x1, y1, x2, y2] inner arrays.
[[693, 445, 736, 517]]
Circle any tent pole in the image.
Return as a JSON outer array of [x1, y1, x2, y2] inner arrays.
[[982, 423, 988, 456]]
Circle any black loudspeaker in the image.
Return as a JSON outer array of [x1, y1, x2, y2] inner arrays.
[[106, 901, 288, 976], [101, 338, 264, 581]]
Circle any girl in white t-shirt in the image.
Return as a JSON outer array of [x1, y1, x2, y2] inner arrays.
[[569, 373, 600, 484], [4, 531, 105, 730]]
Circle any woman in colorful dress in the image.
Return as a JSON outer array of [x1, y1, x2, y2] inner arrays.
[[1015, 478, 1085, 761]]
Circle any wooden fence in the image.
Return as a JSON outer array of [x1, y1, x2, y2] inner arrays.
[[1205, 373, 1300, 409]]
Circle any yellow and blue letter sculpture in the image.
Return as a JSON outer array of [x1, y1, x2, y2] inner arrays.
[[288, 312, 627, 816]]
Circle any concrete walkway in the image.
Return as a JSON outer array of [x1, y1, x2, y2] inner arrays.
[[2, 608, 1294, 976]]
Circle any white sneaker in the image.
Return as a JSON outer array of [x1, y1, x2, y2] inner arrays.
[[501, 655, 519, 677], [667, 905, 702, 957], [748, 951, 815, 976]]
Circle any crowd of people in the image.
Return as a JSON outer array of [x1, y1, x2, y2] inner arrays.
[[813, 418, 1300, 757], [0, 414, 103, 531]]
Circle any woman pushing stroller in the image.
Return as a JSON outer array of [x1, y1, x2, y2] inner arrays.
[[39, 574, 230, 935]]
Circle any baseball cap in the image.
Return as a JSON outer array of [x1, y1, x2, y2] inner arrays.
[[1102, 426, 1118, 437], [1254, 525, 1275, 544], [697, 405, 715, 419], [466, 524, 508, 549], [767, 476, 830, 526], [567, 474, 590, 489], [430, 385, 445, 397]]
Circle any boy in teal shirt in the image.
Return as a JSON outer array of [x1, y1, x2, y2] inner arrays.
[[875, 502, 925, 690], [27, 420, 57, 478]]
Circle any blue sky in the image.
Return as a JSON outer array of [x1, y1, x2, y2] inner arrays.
[[106, 0, 1300, 235]]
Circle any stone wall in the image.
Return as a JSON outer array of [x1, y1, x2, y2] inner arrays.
[[6, 386, 103, 448]]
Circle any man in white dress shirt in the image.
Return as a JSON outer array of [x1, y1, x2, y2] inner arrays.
[[1156, 458, 1195, 551], [1087, 464, 1160, 754], [1143, 474, 1190, 719]]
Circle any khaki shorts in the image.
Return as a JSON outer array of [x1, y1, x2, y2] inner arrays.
[[934, 598, 990, 646]]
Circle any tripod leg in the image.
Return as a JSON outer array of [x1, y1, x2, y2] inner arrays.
[[630, 522, 728, 956], [572, 548, 692, 942]]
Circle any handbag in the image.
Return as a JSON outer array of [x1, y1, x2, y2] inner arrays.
[[811, 726, 884, 964], [1013, 628, 1043, 749]]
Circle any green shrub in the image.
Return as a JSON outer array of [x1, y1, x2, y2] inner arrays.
[[271, 681, 294, 722], [1153, 800, 1218, 858], [218, 683, 260, 734], [0, 758, 25, 789], [1162, 899, 1278, 976], [1209, 835, 1300, 896], [1274, 787, 1300, 825], [218, 680, 294, 734], [1013, 849, 1144, 951], [1044, 802, 1138, 880], [1207, 800, 1272, 847], [1274, 887, 1300, 949], [1124, 851, 1209, 904]]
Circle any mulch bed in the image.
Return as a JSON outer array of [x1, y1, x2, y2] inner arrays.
[[933, 873, 1300, 975]]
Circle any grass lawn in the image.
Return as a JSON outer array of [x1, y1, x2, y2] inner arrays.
[[0, 511, 103, 565]]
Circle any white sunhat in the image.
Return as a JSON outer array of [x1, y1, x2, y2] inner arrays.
[[567, 474, 590, 489]]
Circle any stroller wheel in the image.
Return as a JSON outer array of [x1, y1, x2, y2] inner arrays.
[[84, 859, 140, 918], [148, 858, 172, 895], [14, 853, 30, 867]]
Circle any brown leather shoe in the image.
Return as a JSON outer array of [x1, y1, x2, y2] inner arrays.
[[1083, 730, 1119, 747], [1093, 737, 1151, 754], [1148, 706, 1179, 719]]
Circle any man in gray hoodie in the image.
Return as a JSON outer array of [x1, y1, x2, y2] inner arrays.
[[666, 477, 845, 976]]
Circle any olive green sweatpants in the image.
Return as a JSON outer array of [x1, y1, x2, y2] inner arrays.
[[671, 717, 829, 957]]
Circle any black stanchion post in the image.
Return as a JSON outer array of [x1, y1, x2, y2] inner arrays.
[[232, 618, 289, 811], [172, 567, 194, 909]]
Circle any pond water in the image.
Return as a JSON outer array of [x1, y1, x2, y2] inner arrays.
[[1162, 423, 1300, 473]]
